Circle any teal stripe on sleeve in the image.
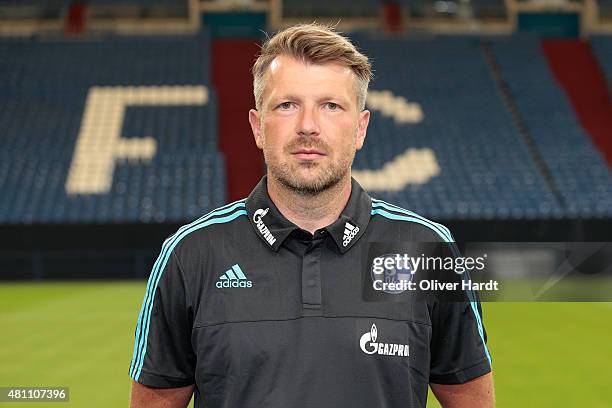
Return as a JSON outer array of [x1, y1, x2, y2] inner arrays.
[[132, 207, 247, 380], [371, 207, 492, 364], [129, 200, 247, 379], [371, 199, 452, 242]]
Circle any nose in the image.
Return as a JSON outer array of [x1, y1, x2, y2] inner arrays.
[[296, 105, 320, 137]]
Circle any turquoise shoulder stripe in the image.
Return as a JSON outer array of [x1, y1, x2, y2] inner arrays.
[[131, 206, 247, 380], [371, 207, 491, 364], [130, 200, 246, 378], [371, 199, 452, 242], [130, 199, 246, 377], [462, 269, 492, 364], [371, 207, 452, 243], [129, 200, 247, 379]]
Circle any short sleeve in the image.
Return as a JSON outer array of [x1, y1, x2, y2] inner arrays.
[[129, 249, 196, 387], [429, 290, 492, 384]]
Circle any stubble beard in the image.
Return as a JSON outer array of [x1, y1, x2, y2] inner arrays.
[[263, 137, 355, 197]]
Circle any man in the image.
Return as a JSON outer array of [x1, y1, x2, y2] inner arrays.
[[129, 23, 494, 407]]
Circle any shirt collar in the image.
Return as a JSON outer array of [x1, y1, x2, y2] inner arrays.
[[245, 175, 372, 253]]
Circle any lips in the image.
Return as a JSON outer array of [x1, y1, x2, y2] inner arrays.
[[291, 148, 326, 160]]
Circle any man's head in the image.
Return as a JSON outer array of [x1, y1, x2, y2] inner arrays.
[[249, 23, 372, 196]]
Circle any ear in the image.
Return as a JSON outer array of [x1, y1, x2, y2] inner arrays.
[[355, 110, 370, 151], [249, 109, 264, 150]]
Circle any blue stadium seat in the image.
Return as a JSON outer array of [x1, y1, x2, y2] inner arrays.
[[350, 33, 563, 220], [491, 34, 612, 218], [283, 0, 381, 18], [591, 35, 612, 93], [0, 33, 226, 224], [2, 31, 610, 224]]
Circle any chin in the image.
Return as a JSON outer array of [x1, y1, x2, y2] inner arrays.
[[294, 169, 325, 183]]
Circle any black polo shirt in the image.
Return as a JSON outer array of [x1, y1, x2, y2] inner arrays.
[[129, 176, 491, 407]]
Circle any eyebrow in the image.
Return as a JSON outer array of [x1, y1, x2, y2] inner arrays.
[[271, 94, 350, 104], [270, 94, 301, 103]]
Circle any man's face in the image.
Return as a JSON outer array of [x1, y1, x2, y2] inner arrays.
[[249, 55, 370, 195]]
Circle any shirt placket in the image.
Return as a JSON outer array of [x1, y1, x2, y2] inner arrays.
[[301, 236, 323, 316]]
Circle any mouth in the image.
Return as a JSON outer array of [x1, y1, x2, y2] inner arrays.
[[291, 149, 326, 161]]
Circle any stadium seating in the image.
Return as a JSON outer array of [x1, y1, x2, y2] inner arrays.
[[598, 0, 612, 19], [491, 34, 612, 218], [86, 0, 189, 18], [1, 31, 611, 224], [398, 0, 506, 19], [282, 0, 381, 18], [590, 35, 612, 90], [0, 33, 226, 224], [351, 34, 563, 220]]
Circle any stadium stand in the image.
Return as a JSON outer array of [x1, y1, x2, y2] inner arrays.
[[469, 0, 507, 19], [598, 0, 612, 18], [1, 31, 611, 225], [86, 0, 189, 19], [351, 34, 563, 220], [1, 4, 612, 281], [0, 0, 64, 19], [491, 34, 612, 218], [590, 35, 612, 91], [282, 0, 381, 18], [541, 38, 612, 166], [0, 33, 226, 224], [398, 0, 506, 19]]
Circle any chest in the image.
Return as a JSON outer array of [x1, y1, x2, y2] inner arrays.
[[193, 237, 432, 326]]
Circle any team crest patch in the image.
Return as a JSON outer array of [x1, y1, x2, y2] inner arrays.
[[370, 253, 416, 294]]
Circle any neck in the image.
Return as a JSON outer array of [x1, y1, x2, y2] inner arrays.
[[267, 175, 352, 235]]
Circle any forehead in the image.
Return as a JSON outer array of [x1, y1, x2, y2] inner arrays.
[[263, 55, 357, 101]]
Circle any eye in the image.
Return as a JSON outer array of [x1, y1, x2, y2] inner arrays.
[[277, 102, 293, 110], [325, 102, 340, 111]]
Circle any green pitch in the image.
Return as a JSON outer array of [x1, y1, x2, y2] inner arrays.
[[0, 282, 610, 407]]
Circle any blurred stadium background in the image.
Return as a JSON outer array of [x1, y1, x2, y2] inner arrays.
[[0, 0, 611, 406]]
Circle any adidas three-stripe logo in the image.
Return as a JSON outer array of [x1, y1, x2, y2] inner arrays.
[[216, 264, 253, 288], [342, 221, 359, 247]]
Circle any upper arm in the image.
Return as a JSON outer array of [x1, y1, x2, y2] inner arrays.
[[129, 248, 196, 387], [130, 380, 194, 408], [429, 295, 492, 384], [428, 232, 492, 386], [430, 372, 494, 408]]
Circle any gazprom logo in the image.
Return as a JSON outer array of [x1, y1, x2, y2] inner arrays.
[[253, 207, 276, 246], [359, 324, 409, 357]]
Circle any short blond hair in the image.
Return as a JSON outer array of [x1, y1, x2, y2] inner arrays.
[[252, 23, 372, 111]]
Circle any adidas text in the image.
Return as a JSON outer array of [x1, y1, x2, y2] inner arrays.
[[216, 280, 253, 289], [216, 264, 253, 289]]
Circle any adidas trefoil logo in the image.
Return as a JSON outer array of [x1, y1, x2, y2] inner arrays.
[[216, 264, 252, 288], [342, 221, 360, 247]]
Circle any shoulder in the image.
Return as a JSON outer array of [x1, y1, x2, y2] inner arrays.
[[165, 199, 249, 255], [369, 197, 454, 243]]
